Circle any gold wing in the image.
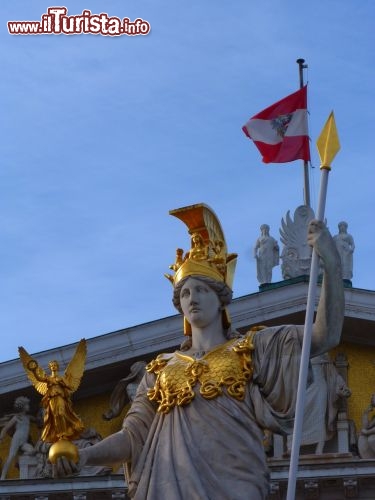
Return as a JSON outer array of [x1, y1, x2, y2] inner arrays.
[[18, 346, 48, 395], [64, 339, 87, 392]]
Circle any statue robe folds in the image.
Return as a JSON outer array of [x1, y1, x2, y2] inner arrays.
[[122, 326, 303, 500], [41, 379, 84, 442]]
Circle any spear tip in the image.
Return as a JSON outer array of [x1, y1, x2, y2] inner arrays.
[[316, 111, 340, 169]]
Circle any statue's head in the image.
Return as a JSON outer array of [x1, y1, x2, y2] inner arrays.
[[164, 203, 237, 335], [338, 221, 348, 233], [191, 232, 204, 246], [14, 396, 30, 412], [172, 275, 232, 311], [48, 360, 59, 372], [173, 275, 233, 332]]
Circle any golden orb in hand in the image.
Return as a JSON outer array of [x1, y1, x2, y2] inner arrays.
[[49, 439, 79, 464]]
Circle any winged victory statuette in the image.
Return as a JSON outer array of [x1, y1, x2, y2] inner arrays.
[[18, 339, 87, 464]]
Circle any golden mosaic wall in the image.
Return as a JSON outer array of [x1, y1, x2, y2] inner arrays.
[[332, 342, 375, 431], [75, 392, 127, 438]]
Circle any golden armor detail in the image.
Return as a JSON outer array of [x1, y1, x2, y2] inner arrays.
[[147, 332, 256, 414]]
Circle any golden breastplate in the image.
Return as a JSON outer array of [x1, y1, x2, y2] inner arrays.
[[146, 333, 255, 414]]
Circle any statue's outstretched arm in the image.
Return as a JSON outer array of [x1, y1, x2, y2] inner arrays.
[[18, 347, 49, 395], [53, 429, 131, 477], [306, 220, 344, 356], [0, 416, 17, 441], [81, 429, 131, 466]]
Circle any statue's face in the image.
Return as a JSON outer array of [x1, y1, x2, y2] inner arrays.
[[15, 398, 30, 412], [192, 234, 202, 246], [49, 361, 59, 372], [180, 277, 221, 329]]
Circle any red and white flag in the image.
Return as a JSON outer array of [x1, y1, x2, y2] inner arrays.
[[242, 85, 310, 164]]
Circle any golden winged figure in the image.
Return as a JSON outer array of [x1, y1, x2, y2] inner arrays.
[[18, 339, 86, 444]]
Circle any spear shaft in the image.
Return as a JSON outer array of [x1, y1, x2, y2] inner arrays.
[[286, 168, 329, 500], [286, 111, 339, 499]]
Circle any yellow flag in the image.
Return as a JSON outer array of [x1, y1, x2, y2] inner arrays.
[[316, 111, 340, 169]]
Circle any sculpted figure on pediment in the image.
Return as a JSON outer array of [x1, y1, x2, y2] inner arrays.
[[358, 394, 375, 459], [103, 361, 147, 421], [0, 397, 35, 480], [254, 224, 279, 285], [280, 205, 315, 279], [287, 354, 351, 454], [333, 221, 355, 281]]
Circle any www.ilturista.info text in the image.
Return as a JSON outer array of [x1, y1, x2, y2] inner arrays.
[[8, 7, 151, 36]]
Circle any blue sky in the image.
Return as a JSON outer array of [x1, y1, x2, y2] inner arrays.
[[0, 1, 374, 362]]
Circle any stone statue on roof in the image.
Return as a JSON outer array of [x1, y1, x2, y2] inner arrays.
[[280, 205, 315, 279], [254, 224, 279, 285], [333, 221, 355, 281]]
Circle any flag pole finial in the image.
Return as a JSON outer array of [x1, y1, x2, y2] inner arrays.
[[296, 59, 307, 83]]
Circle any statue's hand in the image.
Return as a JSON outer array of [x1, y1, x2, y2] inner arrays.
[[52, 456, 81, 478], [307, 220, 338, 266], [52, 447, 89, 478]]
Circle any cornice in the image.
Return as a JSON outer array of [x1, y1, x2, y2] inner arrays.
[[1, 283, 374, 396]]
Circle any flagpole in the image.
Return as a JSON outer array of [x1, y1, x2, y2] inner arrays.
[[297, 58, 310, 207], [286, 112, 340, 500]]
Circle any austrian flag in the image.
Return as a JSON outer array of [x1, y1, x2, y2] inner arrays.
[[242, 85, 310, 164]]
